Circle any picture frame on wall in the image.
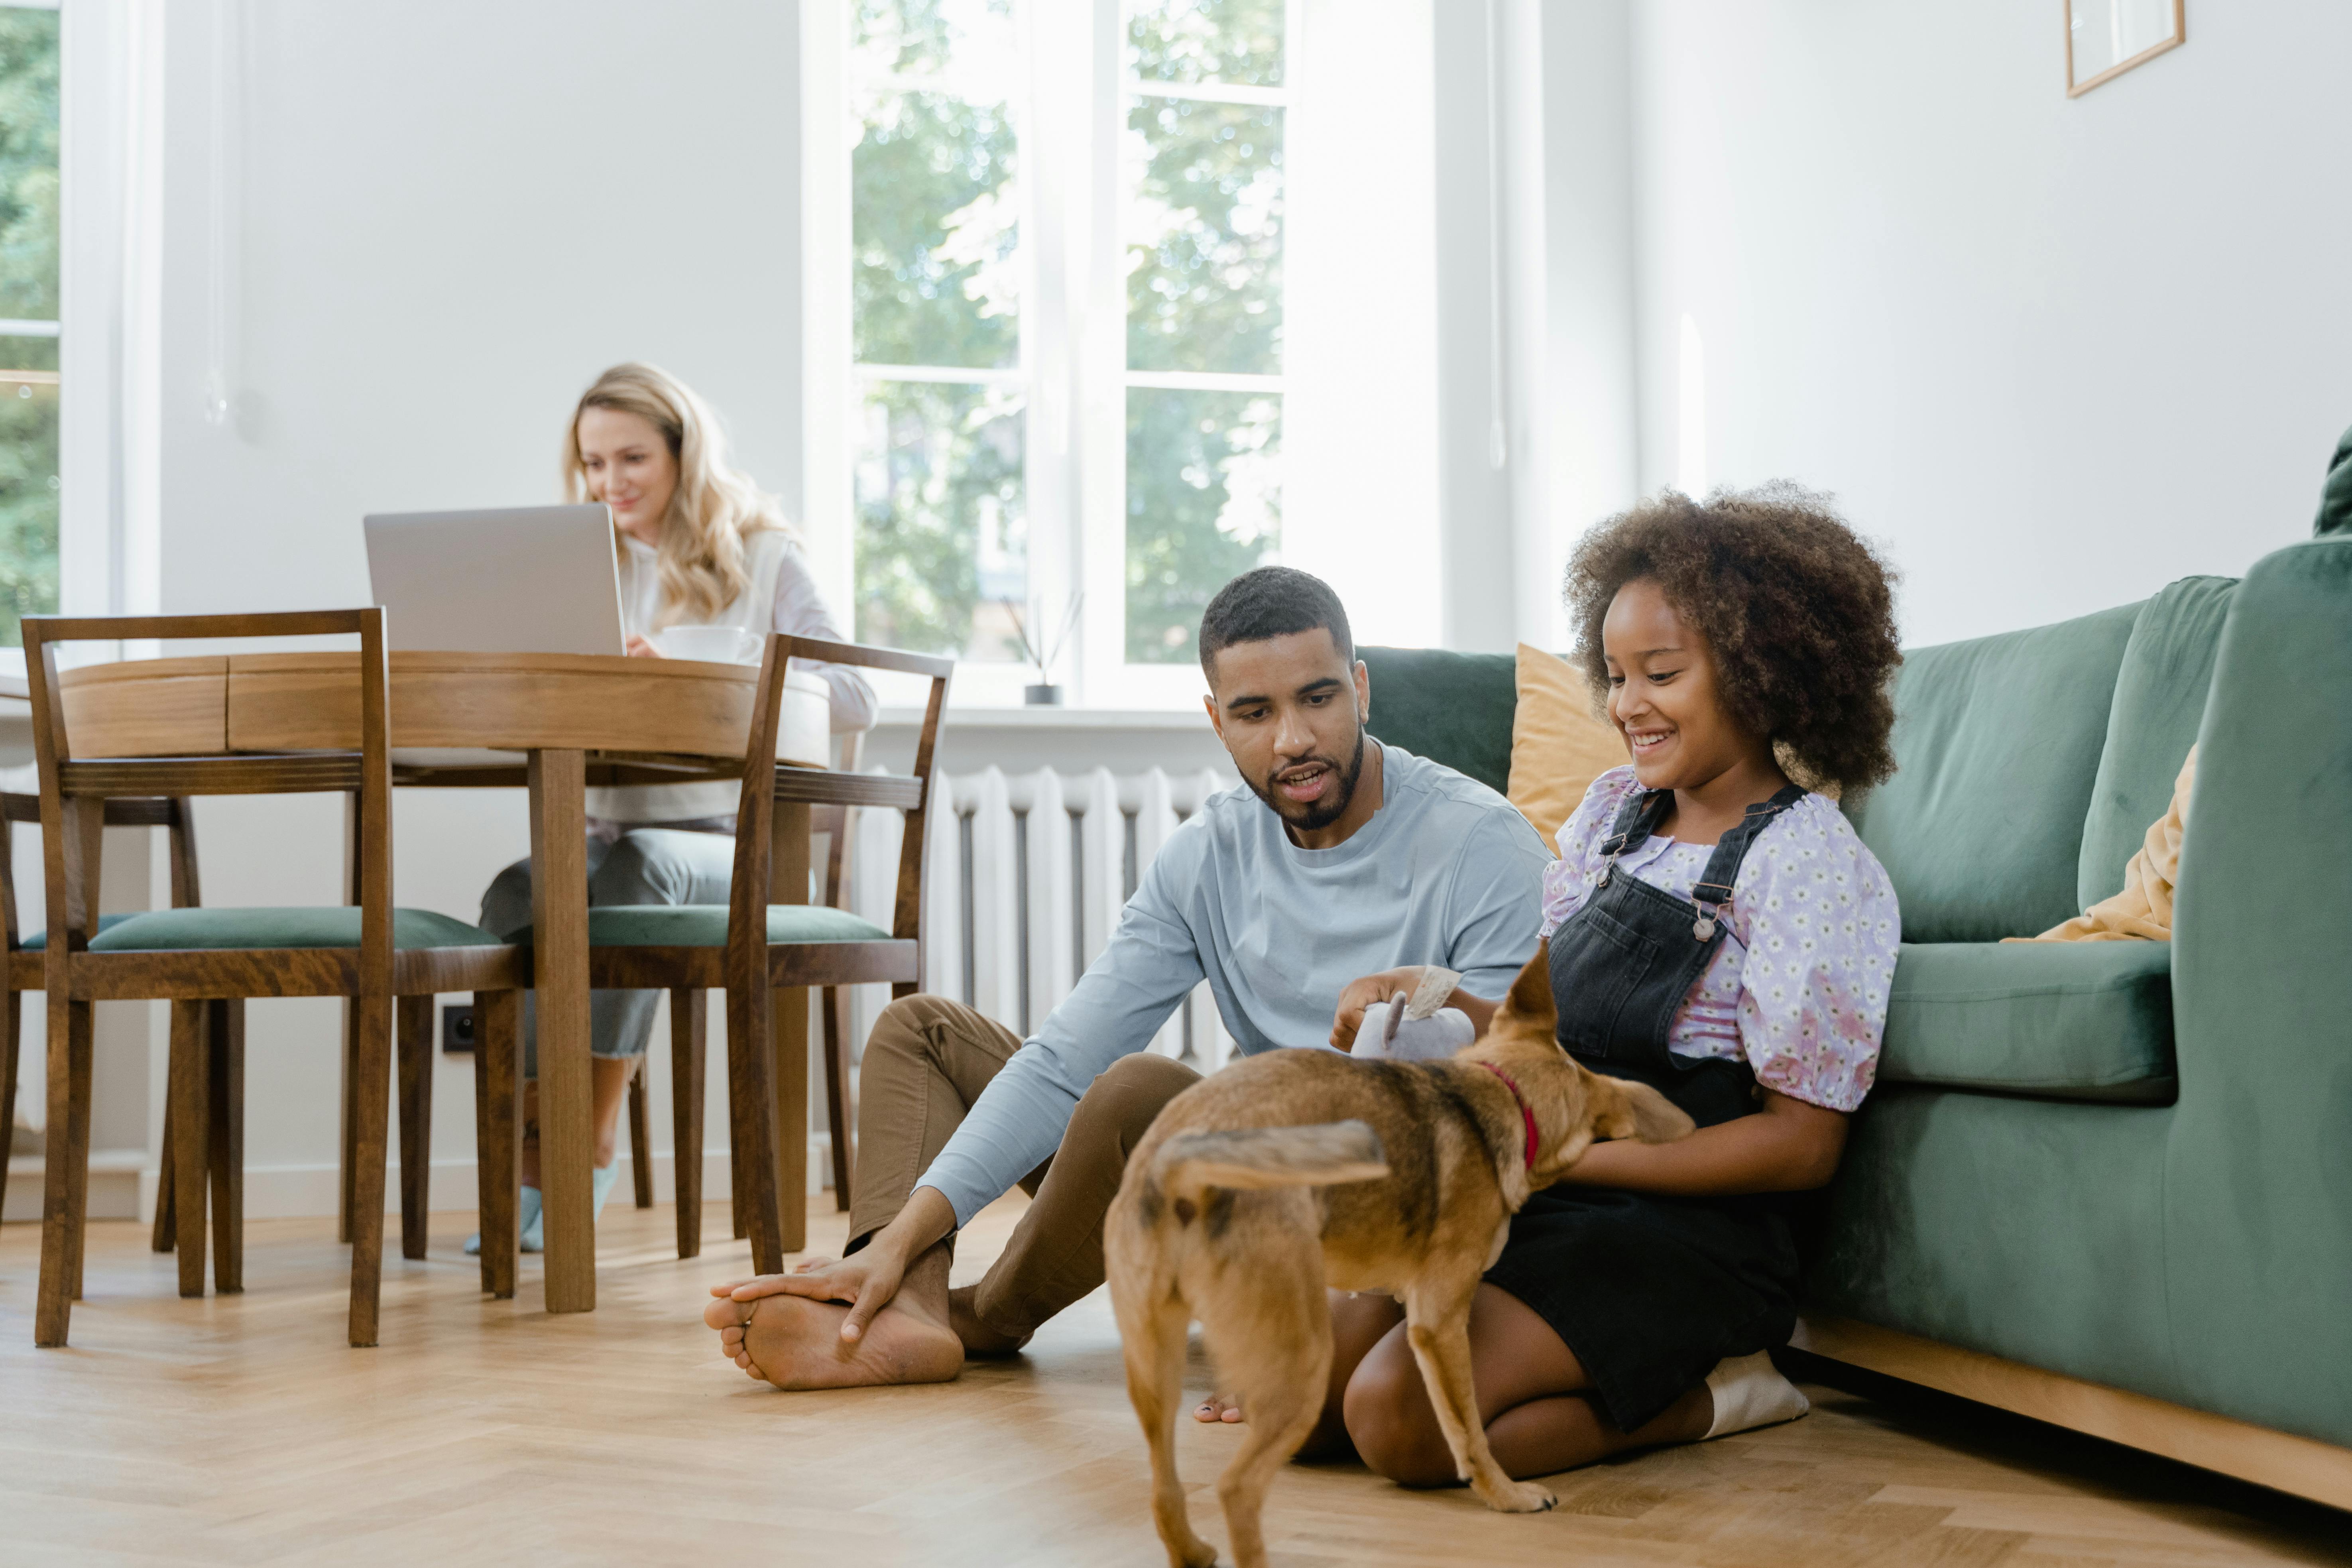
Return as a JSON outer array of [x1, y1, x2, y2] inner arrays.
[[2067, 0, 2185, 96]]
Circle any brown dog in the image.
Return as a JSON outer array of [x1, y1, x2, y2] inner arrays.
[[1104, 943, 1694, 1568]]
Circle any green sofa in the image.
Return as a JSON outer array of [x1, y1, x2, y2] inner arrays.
[[1359, 527, 2352, 1506]]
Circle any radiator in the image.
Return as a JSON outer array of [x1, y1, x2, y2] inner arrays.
[[840, 766, 1241, 1071]]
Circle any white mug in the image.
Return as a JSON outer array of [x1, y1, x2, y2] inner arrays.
[[651, 625, 763, 665]]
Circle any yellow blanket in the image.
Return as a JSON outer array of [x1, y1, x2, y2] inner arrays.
[[2014, 747, 2195, 942]]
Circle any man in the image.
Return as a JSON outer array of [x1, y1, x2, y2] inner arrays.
[[702, 567, 1552, 1388]]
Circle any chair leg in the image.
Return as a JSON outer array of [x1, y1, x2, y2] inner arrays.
[[669, 989, 705, 1259], [151, 1104, 177, 1254], [474, 990, 519, 1300], [207, 999, 245, 1295], [775, 988, 809, 1256], [32, 997, 93, 1346], [346, 993, 393, 1348], [822, 984, 854, 1213], [627, 1056, 653, 1210], [396, 995, 434, 1260], [0, 986, 18, 1223], [724, 984, 785, 1276], [166, 1000, 210, 1300], [338, 1000, 360, 1245]]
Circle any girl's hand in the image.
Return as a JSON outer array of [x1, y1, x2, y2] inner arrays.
[[1330, 967, 1435, 1051], [624, 635, 663, 658]]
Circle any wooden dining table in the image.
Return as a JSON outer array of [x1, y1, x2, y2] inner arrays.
[[55, 649, 834, 1314]]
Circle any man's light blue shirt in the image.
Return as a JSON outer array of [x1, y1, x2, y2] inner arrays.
[[915, 743, 1554, 1226]]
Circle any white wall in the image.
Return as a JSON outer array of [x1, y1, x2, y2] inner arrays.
[[145, 0, 805, 1212], [1623, 0, 2352, 647]]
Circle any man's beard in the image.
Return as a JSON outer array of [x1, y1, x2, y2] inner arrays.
[[1243, 723, 1368, 834]]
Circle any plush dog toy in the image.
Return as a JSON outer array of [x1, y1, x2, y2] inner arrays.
[[1353, 965, 1476, 1062]]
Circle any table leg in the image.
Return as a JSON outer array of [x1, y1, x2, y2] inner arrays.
[[771, 800, 811, 1253], [529, 749, 594, 1314]]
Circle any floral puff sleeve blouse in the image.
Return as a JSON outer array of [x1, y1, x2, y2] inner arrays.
[[1536, 765, 1900, 1112]]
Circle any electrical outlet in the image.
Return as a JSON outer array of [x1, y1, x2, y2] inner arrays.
[[442, 1003, 477, 1053]]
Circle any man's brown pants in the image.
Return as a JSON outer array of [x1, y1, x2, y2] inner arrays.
[[846, 994, 1200, 1342]]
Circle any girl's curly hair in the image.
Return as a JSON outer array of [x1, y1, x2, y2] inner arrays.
[[1565, 483, 1902, 795]]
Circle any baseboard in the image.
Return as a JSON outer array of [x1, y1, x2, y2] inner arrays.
[[3, 1151, 144, 1224], [2, 1140, 836, 1224], [1792, 1314, 2352, 1513]]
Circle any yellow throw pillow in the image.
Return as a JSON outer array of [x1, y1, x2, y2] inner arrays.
[[1506, 643, 1627, 852], [2012, 745, 2196, 943]]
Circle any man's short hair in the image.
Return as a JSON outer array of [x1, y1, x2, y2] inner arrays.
[[1197, 566, 1355, 679]]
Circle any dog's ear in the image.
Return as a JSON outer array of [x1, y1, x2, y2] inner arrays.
[[1493, 940, 1556, 1033], [1597, 1075, 1696, 1144]]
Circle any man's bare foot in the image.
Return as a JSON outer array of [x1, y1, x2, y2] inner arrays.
[[1192, 1392, 1244, 1424], [946, 1284, 1029, 1358], [700, 1288, 963, 1390]]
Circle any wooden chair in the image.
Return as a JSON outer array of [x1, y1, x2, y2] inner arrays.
[[584, 635, 948, 1269], [620, 730, 871, 1217], [25, 609, 531, 1349], [0, 793, 218, 1236]]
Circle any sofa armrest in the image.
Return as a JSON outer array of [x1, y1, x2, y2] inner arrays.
[[2163, 534, 2352, 1440]]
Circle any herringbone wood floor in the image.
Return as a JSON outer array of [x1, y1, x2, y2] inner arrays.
[[2, 1196, 2344, 1566]]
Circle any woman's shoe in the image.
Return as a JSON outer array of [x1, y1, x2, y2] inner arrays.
[[464, 1165, 621, 1255], [464, 1183, 545, 1256]]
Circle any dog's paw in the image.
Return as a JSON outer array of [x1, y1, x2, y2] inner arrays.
[[1479, 1478, 1558, 1514]]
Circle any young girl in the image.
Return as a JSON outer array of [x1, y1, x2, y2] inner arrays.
[[1260, 483, 1903, 1481], [468, 362, 874, 1253]]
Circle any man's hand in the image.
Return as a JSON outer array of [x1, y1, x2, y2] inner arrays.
[[1329, 966, 1434, 1051], [709, 1248, 907, 1345], [706, 1185, 958, 1347]]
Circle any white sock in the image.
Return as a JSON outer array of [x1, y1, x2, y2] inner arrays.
[[1701, 1350, 1810, 1438]]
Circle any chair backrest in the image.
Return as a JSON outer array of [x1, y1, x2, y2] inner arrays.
[[726, 636, 953, 961], [22, 611, 393, 991]]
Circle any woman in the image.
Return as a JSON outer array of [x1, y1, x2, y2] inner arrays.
[[470, 362, 875, 1253], [1206, 484, 1902, 1479]]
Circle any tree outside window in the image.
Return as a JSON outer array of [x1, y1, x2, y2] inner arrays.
[[0, 5, 58, 649]]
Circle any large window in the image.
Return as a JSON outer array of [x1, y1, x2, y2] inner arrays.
[[0, 4, 58, 649], [842, 0, 1292, 702], [826, 0, 1438, 706]]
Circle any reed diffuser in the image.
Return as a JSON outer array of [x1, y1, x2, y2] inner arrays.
[[1003, 592, 1082, 706]]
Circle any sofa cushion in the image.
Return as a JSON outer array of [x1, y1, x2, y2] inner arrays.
[[20, 912, 137, 950], [1879, 940, 2175, 1102], [1845, 603, 2139, 942], [1359, 646, 1517, 795], [571, 904, 892, 948], [2077, 576, 2234, 910], [1505, 643, 1626, 848], [87, 906, 503, 950]]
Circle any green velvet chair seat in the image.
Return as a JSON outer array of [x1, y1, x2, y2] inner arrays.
[[85, 907, 503, 951], [20, 912, 138, 950], [1878, 940, 2175, 1102], [569, 905, 893, 948]]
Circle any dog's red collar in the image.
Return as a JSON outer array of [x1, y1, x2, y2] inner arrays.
[[1478, 1062, 1539, 1171]]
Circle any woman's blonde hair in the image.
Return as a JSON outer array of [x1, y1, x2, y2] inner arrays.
[[561, 362, 791, 626]]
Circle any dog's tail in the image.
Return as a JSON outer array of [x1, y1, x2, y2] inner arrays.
[[1153, 1120, 1389, 1201]]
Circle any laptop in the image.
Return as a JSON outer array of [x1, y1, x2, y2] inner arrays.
[[363, 505, 625, 655]]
